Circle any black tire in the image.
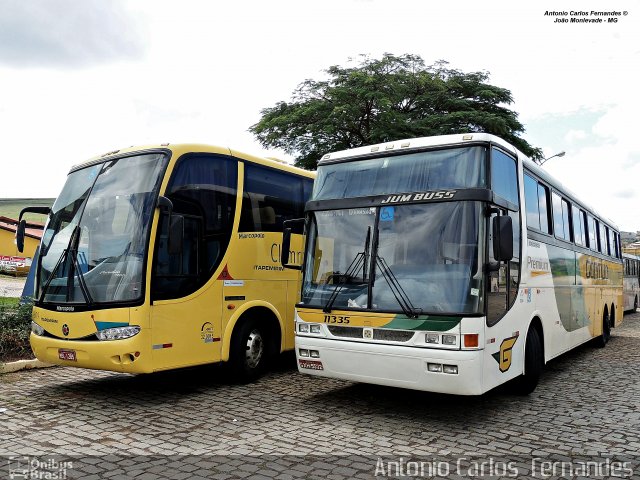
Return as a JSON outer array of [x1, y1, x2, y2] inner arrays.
[[595, 309, 611, 348], [511, 326, 543, 395], [228, 318, 273, 383]]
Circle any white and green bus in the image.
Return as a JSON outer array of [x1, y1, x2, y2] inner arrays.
[[623, 252, 640, 312], [282, 133, 623, 395]]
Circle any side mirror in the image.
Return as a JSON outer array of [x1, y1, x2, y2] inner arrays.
[[168, 215, 184, 255], [15, 206, 51, 254], [492, 215, 513, 262], [16, 219, 27, 253], [281, 218, 305, 270]]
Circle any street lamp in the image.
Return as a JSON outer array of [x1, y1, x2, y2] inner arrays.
[[538, 151, 565, 166]]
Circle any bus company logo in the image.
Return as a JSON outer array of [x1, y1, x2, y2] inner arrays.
[[585, 259, 609, 280], [380, 190, 456, 205], [492, 334, 519, 372], [201, 322, 216, 344], [61, 324, 70, 336], [56, 306, 75, 312], [527, 256, 550, 277], [363, 327, 374, 339]]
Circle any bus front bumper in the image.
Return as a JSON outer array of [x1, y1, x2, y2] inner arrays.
[[30, 332, 153, 374], [296, 336, 485, 395]]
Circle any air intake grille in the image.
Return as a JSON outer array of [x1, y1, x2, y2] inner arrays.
[[373, 330, 415, 342], [327, 326, 415, 342], [327, 326, 363, 338]]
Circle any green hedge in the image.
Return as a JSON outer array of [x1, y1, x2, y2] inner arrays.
[[0, 300, 33, 361]]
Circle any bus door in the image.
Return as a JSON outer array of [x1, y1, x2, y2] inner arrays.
[[150, 214, 223, 371]]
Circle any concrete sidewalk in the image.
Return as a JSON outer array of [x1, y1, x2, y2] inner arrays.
[[0, 275, 25, 298]]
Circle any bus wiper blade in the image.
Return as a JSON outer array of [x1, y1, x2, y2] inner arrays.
[[68, 226, 94, 305], [323, 226, 371, 313], [39, 226, 93, 305], [375, 256, 421, 319], [38, 247, 69, 303]]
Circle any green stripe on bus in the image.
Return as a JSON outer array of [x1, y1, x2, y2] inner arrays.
[[385, 315, 461, 331]]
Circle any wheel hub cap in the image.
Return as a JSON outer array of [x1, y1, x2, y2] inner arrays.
[[245, 330, 263, 368]]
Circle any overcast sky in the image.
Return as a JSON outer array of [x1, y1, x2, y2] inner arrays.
[[1, 0, 638, 231]]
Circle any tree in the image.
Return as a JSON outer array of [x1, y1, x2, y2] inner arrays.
[[250, 53, 542, 169]]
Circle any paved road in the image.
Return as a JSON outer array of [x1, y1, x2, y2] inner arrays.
[[1, 312, 639, 479], [0, 276, 25, 298]]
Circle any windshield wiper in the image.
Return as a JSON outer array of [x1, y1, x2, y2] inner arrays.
[[375, 255, 421, 319], [38, 225, 93, 305], [323, 226, 371, 313], [68, 227, 94, 305]]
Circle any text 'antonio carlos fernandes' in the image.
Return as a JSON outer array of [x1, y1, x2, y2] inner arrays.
[[373, 457, 634, 477]]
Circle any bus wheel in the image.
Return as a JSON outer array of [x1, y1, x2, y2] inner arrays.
[[511, 326, 543, 395], [595, 310, 611, 348], [229, 319, 271, 383]]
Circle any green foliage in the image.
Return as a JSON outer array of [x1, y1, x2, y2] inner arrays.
[[250, 54, 542, 169], [0, 300, 33, 361]]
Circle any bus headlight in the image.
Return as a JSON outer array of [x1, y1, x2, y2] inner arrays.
[[298, 323, 322, 335], [31, 322, 45, 336], [96, 326, 141, 341], [425, 333, 439, 344], [441, 334, 457, 346]]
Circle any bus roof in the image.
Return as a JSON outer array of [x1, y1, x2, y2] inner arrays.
[[71, 143, 315, 179], [317, 133, 618, 230], [317, 133, 520, 165]]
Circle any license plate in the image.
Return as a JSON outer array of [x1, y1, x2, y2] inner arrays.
[[58, 349, 77, 361], [299, 359, 324, 371]]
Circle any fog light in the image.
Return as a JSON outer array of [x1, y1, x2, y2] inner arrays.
[[427, 363, 442, 372], [31, 321, 45, 336], [310, 350, 320, 358], [441, 334, 457, 346], [299, 349, 309, 357], [310, 324, 321, 334], [443, 364, 458, 374], [298, 323, 309, 333], [425, 333, 439, 344]]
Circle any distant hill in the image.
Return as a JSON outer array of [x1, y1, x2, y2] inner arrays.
[[0, 198, 55, 223]]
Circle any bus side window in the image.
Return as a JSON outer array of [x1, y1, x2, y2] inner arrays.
[[240, 164, 305, 233], [524, 174, 550, 234], [153, 154, 238, 300], [491, 149, 519, 206], [596, 220, 605, 254], [573, 207, 586, 246], [552, 193, 572, 241], [538, 184, 551, 234], [524, 174, 540, 230], [586, 215, 597, 251]]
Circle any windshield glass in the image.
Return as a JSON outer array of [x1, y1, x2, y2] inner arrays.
[[302, 208, 376, 308], [302, 202, 484, 315], [38, 153, 168, 305], [313, 146, 486, 200]]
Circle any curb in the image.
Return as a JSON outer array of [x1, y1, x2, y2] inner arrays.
[[0, 359, 56, 374]]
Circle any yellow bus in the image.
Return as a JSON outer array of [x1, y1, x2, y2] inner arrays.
[[17, 144, 315, 380]]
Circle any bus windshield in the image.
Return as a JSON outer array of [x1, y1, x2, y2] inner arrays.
[[38, 153, 168, 305], [302, 202, 485, 315], [313, 146, 486, 200]]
